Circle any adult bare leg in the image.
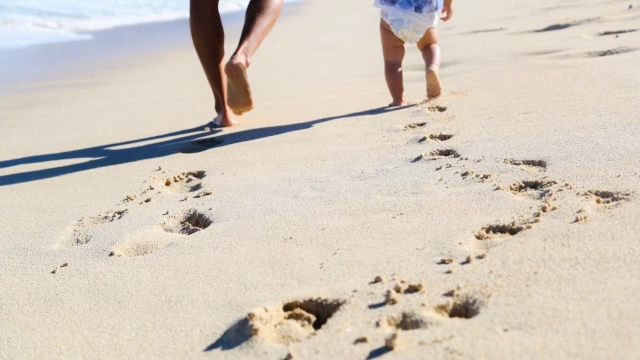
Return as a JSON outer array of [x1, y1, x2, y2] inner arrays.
[[225, 0, 283, 115], [190, 0, 236, 127]]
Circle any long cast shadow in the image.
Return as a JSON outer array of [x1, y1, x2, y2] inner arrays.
[[0, 106, 410, 187]]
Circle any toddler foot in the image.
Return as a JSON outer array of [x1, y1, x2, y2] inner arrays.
[[389, 95, 409, 107], [426, 66, 442, 99]]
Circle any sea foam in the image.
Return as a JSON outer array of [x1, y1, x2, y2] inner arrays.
[[0, 0, 296, 49]]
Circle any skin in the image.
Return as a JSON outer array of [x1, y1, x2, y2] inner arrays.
[[380, 0, 454, 106], [190, 0, 283, 127]]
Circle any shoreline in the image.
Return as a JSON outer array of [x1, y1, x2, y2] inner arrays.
[[0, 2, 302, 94]]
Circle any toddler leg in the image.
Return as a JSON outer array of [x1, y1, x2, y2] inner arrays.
[[380, 20, 408, 106], [417, 28, 441, 99]]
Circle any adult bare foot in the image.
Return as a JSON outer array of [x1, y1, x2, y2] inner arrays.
[[426, 65, 442, 99], [225, 56, 254, 115], [211, 112, 238, 128], [389, 100, 409, 107]]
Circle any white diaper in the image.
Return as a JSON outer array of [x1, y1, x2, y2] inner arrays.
[[374, 0, 441, 43], [381, 8, 438, 43]]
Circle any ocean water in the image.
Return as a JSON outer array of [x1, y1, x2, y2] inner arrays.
[[0, 0, 295, 50]]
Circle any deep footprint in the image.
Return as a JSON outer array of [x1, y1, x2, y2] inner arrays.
[[429, 149, 461, 158], [163, 209, 213, 235], [475, 221, 531, 240], [423, 133, 454, 142], [435, 293, 485, 319], [509, 180, 556, 198], [206, 298, 344, 350]]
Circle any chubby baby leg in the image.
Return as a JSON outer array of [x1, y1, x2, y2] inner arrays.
[[417, 28, 442, 99], [380, 19, 408, 106]]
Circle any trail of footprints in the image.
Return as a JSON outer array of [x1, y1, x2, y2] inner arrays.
[[207, 275, 487, 357], [530, 14, 639, 58], [179, 4, 639, 354], [242, 96, 634, 357], [62, 169, 214, 259], [407, 99, 632, 256]]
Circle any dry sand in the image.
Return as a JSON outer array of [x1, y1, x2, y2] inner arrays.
[[1, 0, 640, 358]]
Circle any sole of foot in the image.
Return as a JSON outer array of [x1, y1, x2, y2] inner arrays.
[[225, 60, 254, 116], [427, 69, 442, 99]]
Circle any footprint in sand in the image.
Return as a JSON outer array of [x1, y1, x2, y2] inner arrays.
[[206, 276, 490, 357], [427, 105, 447, 113], [533, 17, 599, 33], [475, 221, 531, 241], [66, 209, 128, 246], [420, 133, 454, 142], [404, 122, 427, 130], [206, 298, 344, 350], [148, 171, 207, 194], [503, 158, 547, 171], [571, 189, 631, 223], [65, 169, 216, 256], [109, 209, 213, 257], [368, 280, 426, 308], [413, 149, 461, 162], [367, 279, 488, 357], [598, 29, 637, 36], [583, 190, 631, 206], [434, 291, 486, 320], [110, 230, 177, 257], [163, 209, 213, 235], [508, 180, 557, 200], [379, 292, 485, 332], [463, 173, 566, 249], [571, 47, 638, 58], [110, 209, 213, 257], [469, 195, 559, 250], [428, 149, 461, 159], [460, 170, 493, 182]]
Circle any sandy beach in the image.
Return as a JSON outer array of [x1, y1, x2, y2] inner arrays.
[[1, 0, 640, 358]]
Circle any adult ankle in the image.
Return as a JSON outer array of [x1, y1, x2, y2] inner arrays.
[[229, 52, 251, 69]]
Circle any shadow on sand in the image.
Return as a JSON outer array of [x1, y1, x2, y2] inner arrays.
[[203, 318, 252, 352], [0, 106, 410, 187]]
